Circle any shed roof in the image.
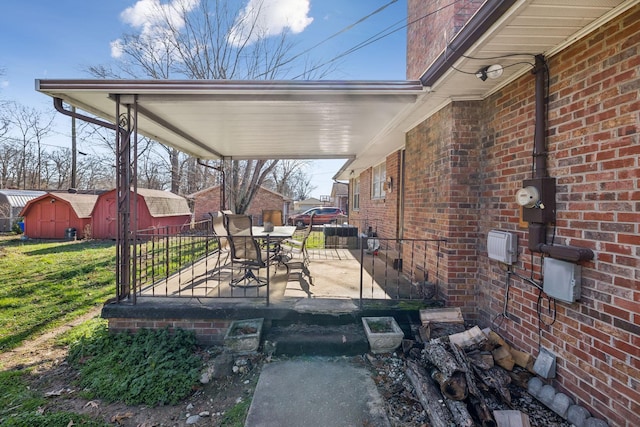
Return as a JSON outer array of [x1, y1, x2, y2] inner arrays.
[[136, 188, 191, 217], [0, 190, 46, 209], [20, 193, 98, 218]]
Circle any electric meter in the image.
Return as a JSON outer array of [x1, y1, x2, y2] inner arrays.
[[516, 186, 540, 208]]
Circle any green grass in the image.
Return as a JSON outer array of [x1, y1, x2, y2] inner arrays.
[[0, 370, 109, 426], [0, 236, 116, 352]]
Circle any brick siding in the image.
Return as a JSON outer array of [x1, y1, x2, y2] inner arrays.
[[108, 317, 231, 346], [192, 186, 289, 224], [407, 0, 483, 79], [401, 4, 640, 425]]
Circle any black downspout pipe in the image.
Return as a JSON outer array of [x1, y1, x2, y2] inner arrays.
[[197, 159, 226, 211], [527, 57, 594, 263], [528, 56, 548, 252]]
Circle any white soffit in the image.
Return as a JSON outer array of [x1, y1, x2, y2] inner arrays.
[[35, 80, 425, 161]]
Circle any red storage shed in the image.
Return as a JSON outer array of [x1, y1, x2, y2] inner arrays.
[[91, 188, 192, 239], [20, 192, 98, 239]]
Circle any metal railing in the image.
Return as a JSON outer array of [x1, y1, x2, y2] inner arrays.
[[130, 219, 446, 305]]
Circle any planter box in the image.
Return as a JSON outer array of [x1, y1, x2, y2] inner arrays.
[[224, 318, 264, 354], [362, 316, 404, 354]]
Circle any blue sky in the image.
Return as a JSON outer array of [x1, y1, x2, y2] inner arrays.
[[1, 0, 407, 198]]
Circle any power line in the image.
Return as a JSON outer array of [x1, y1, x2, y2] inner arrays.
[[292, 0, 463, 79], [258, 0, 400, 78]]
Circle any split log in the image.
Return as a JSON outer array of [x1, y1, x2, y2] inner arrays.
[[450, 343, 496, 427], [493, 410, 531, 427], [449, 325, 488, 351], [486, 330, 508, 349], [423, 340, 468, 400], [429, 366, 468, 401], [406, 360, 454, 427], [509, 348, 533, 369], [492, 345, 515, 370], [467, 350, 494, 370], [474, 365, 513, 407], [420, 307, 466, 339], [444, 397, 475, 427]]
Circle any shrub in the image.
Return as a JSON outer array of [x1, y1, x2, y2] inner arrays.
[[68, 325, 202, 406]]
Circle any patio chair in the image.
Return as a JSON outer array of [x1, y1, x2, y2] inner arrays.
[[283, 213, 314, 284], [210, 213, 231, 276], [224, 214, 275, 288]]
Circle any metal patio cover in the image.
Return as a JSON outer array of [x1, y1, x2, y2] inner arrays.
[[35, 79, 425, 165]]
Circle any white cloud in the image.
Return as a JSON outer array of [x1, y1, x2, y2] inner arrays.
[[1, 80, 9, 89], [111, 0, 200, 59], [229, 0, 313, 47]]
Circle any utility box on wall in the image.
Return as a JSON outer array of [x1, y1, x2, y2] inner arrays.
[[543, 258, 581, 303], [487, 230, 518, 265], [521, 177, 556, 223]]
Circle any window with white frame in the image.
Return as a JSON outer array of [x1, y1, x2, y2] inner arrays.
[[372, 163, 386, 199], [352, 177, 360, 210]]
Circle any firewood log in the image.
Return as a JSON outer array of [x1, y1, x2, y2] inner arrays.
[[406, 360, 455, 427], [429, 366, 468, 401], [449, 325, 488, 351], [423, 340, 468, 400], [450, 343, 496, 427]]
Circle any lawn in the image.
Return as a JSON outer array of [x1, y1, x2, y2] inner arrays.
[[0, 235, 116, 352]]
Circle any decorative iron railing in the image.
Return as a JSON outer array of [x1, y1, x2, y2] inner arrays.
[[130, 219, 446, 306]]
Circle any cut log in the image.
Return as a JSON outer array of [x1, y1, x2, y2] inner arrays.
[[486, 330, 507, 347], [429, 366, 468, 401], [450, 343, 496, 427], [493, 410, 531, 427], [420, 307, 466, 339], [423, 340, 468, 400], [509, 348, 533, 369], [449, 325, 488, 351], [492, 345, 515, 371], [420, 307, 464, 324], [467, 350, 495, 370], [475, 365, 513, 406], [406, 360, 454, 427], [444, 397, 475, 427]]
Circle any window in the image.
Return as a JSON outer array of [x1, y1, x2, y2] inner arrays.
[[352, 177, 360, 210], [372, 164, 386, 199]]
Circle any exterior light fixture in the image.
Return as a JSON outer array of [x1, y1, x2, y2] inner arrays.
[[476, 64, 503, 81]]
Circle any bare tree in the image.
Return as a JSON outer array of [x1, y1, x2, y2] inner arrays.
[[87, 0, 326, 209], [4, 103, 55, 189]]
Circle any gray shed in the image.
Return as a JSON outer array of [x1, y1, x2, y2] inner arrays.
[[0, 190, 46, 232]]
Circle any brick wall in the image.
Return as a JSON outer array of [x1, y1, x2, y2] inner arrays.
[[108, 317, 231, 346], [192, 186, 289, 224], [349, 151, 401, 238], [403, 2, 640, 423], [403, 102, 482, 319], [401, 6, 640, 425], [407, 0, 483, 79]]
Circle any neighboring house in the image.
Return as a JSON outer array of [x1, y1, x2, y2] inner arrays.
[[91, 188, 191, 239], [330, 182, 348, 213], [20, 192, 98, 239], [341, 2, 640, 425], [0, 189, 45, 232], [189, 185, 291, 225], [293, 197, 323, 213]]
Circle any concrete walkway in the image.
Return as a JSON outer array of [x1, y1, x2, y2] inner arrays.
[[244, 358, 391, 427]]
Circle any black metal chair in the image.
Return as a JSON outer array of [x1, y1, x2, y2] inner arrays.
[[224, 214, 274, 288]]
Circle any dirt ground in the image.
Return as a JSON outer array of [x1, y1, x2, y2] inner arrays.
[[1, 310, 571, 427]]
